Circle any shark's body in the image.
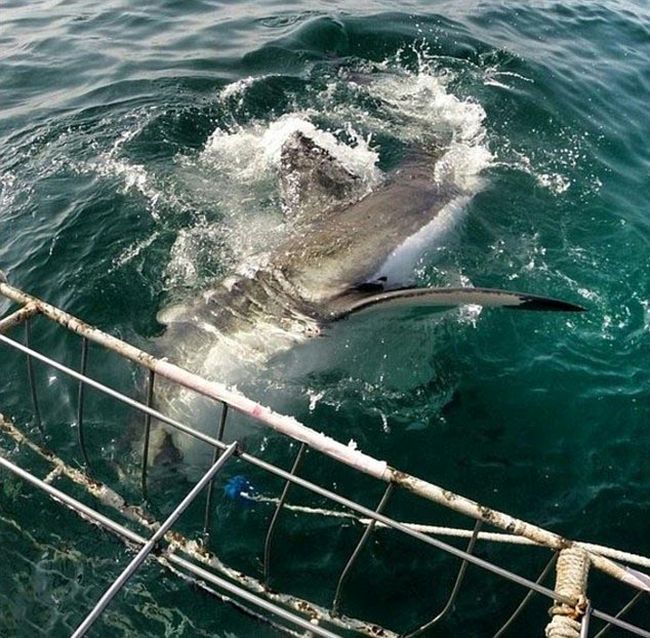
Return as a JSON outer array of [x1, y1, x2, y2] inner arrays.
[[150, 132, 582, 470], [161, 140, 454, 335]]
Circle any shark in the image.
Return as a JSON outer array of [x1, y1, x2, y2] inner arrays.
[[150, 130, 583, 470]]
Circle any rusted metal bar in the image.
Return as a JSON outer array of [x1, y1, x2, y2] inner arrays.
[[381, 472, 649, 592], [0, 282, 648, 592], [0, 280, 388, 476], [203, 402, 229, 539], [0, 414, 397, 638], [332, 483, 394, 615], [0, 450, 343, 638], [3, 410, 648, 638], [263, 442, 306, 586], [0, 303, 38, 333], [77, 337, 90, 467], [492, 552, 558, 638], [404, 520, 482, 637], [140, 369, 155, 501], [70, 441, 239, 638], [23, 319, 42, 434], [1, 327, 648, 600], [0, 284, 637, 579], [164, 554, 344, 638]]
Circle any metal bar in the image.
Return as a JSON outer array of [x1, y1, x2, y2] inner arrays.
[[162, 564, 308, 638], [0, 303, 38, 333], [23, 320, 42, 434], [332, 483, 394, 615], [0, 332, 227, 456], [140, 369, 155, 501], [7, 422, 640, 638], [244, 451, 650, 638], [0, 416, 393, 638], [77, 337, 90, 467], [581, 602, 592, 638], [404, 519, 482, 637], [165, 554, 344, 638], [0, 453, 143, 544], [493, 552, 558, 638], [203, 402, 229, 539], [0, 452, 343, 638], [70, 441, 238, 638], [0, 414, 396, 638], [0, 281, 648, 593], [263, 442, 306, 586], [162, 560, 315, 638], [594, 592, 645, 638], [0, 280, 383, 478], [1, 332, 650, 632]]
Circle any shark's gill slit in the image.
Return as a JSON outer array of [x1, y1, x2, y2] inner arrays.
[[151, 118, 584, 472]]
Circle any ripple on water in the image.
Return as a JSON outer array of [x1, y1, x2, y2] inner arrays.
[[1, 3, 649, 635]]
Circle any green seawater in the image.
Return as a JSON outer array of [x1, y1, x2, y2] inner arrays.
[[0, 1, 648, 636]]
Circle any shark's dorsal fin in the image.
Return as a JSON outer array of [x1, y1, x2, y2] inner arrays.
[[327, 285, 585, 320], [279, 132, 365, 222]]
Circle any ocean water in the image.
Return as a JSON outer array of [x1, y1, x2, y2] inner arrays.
[[0, 1, 649, 636]]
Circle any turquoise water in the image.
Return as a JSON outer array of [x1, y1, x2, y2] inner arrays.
[[1, 1, 649, 636]]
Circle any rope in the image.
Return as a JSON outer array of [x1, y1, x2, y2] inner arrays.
[[545, 547, 590, 638], [249, 496, 650, 570]]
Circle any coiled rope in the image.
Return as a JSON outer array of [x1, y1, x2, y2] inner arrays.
[[545, 547, 590, 638]]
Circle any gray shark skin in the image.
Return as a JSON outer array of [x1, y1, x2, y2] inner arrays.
[[158, 132, 582, 353], [149, 131, 583, 470]]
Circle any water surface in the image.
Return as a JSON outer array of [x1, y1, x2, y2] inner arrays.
[[1, 1, 648, 636]]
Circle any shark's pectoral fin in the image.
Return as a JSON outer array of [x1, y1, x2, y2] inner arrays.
[[329, 286, 586, 320]]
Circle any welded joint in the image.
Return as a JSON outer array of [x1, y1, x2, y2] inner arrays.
[[0, 303, 39, 333], [44, 465, 63, 484]]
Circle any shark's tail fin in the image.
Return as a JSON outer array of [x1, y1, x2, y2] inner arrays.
[[332, 286, 586, 320]]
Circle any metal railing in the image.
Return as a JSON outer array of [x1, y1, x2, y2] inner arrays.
[[0, 274, 648, 638]]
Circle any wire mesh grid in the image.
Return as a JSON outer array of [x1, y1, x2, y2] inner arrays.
[[0, 275, 648, 637]]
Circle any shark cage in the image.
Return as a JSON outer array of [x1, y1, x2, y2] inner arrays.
[[0, 271, 648, 638]]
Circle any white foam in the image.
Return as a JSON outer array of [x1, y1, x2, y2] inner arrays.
[[93, 157, 161, 215], [456, 273, 483, 326], [262, 116, 381, 186], [363, 57, 488, 147], [434, 143, 493, 192], [0, 171, 17, 209], [165, 226, 204, 287], [353, 51, 494, 279], [202, 113, 381, 188], [164, 50, 496, 336], [191, 53, 494, 294], [82, 108, 168, 221], [640, 299, 650, 333], [166, 110, 384, 288], [536, 172, 570, 194], [110, 232, 159, 272], [219, 76, 257, 101]]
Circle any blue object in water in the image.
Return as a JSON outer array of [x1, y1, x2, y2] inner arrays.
[[224, 475, 257, 504]]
